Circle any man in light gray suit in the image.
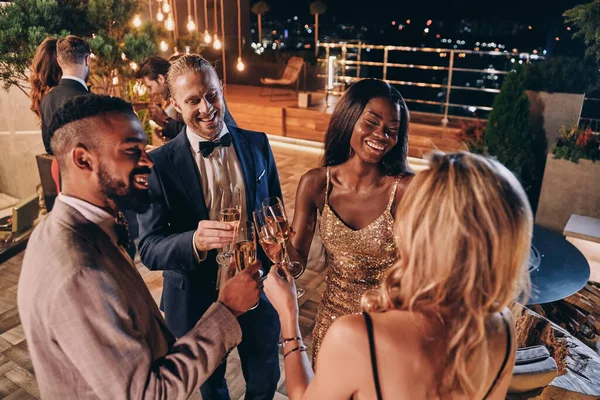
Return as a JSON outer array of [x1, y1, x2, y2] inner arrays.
[[17, 94, 259, 399]]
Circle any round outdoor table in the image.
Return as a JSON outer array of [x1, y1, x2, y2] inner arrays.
[[527, 224, 590, 305]]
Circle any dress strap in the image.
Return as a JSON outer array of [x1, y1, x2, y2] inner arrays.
[[483, 309, 512, 399], [363, 313, 384, 400], [386, 178, 400, 211], [325, 167, 331, 206]]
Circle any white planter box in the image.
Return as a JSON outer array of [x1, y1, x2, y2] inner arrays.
[[526, 91, 585, 151]]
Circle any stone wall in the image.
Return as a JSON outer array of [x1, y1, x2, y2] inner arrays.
[[0, 85, 45, 200]]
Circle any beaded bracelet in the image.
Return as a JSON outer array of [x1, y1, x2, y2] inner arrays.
[[284, 345, 308, 358], [278, 336, 302, 347]]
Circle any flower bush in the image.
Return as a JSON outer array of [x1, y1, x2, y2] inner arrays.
[[553, 124, 600, 163]]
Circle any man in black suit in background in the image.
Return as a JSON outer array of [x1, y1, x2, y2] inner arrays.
[[40, 35, 91, 154]]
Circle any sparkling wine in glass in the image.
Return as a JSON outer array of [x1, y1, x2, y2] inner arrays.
[[255, 204, 306, 298], [216, 185, 241, 266], [254, 208, 285, 264], [262, 197, 291, 240], [232, 220, 259, 310], [233, 221, 257, 272]]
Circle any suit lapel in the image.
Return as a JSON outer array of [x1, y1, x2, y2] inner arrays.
[[230, 125, 256, 214], [167, 131, 210, 221]]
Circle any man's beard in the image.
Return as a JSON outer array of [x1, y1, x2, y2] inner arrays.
[[187, 110, 224, 140], [97, 164, 152, 213]]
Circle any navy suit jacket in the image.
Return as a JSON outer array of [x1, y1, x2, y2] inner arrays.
[[137, 125, 283, 337]]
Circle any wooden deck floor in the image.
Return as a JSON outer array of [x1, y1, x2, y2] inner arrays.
[[225, 84, 462, 159]]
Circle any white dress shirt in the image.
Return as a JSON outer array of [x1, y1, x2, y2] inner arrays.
[[186, 125, 247, 222], [186, 125, 247, 261], [61, 76, 89, 91]]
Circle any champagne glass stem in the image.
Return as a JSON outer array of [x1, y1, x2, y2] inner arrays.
[[281, 239, 291, 263]]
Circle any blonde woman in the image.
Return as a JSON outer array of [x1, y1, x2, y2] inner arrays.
[[265, 152, 532, 400]]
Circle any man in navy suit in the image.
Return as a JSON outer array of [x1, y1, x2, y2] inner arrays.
[[137, 54, 281, 400], [40, 35, 91, 154]]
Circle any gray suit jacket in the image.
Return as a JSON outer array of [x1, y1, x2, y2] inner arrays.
[[17, 199, 242, 399]]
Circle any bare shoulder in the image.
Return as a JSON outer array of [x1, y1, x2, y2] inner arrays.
[[297, 167, 327, 204], [328, 311, 422, 353], [392, 172, 415, 208], [299, 167, 327, 187]]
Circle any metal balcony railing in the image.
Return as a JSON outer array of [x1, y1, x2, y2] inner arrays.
[[316, 42, 541, 124]]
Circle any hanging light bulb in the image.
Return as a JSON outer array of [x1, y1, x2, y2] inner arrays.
[[130, 61, 139, 71], [160, 40, 169, 52], [213, 35, 222, 50], [156, 10, 164, 21], [165, 13, 175, 31], [121, 53, 127, 61], [185, 46, 191, 54], [236, 57, 245, 71], [138, 84, 147, 96], [187, 16, 196, 32], [112, 76, 120, 86], [203, 30, 212, 44], [162, 1, 171, 13], [132, 14, 142, 28]]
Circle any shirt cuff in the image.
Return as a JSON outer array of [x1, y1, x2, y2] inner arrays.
[[192, 231, 207, 263]]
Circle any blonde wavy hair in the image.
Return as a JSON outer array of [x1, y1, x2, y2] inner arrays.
[[363, 151, 532, 398]]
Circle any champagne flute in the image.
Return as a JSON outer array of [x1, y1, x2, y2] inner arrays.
[[263, 197, 306, 296], [216, 185, 241, 266], [254, 206, 306, 298], [254, 208, 285, 264], [233, 220, 259, 310]]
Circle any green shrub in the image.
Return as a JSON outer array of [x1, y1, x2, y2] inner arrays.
[[485, 71, 547, 211]]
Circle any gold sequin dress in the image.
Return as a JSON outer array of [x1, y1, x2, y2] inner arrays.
[[312, 167, 399, 365]]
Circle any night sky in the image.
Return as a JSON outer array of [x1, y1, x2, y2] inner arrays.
[[267, 0, 591, 24]]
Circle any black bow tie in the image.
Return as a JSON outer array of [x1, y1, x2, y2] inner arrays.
[[115, 212, 131, 250], [199, 133, 232, 157]]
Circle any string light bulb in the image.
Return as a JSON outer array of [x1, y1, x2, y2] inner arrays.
[[130, 61, 138, 70], [213, 35, 222, 50], [132, 14, 142, 28], [162, 1, 171, 13], [165, 13, 175, 31], [156, 11, 164, 21], [203, 30, 212, 43], [187, 17, 196, 32], [160, 40, 169, 52], [236, 57, 245, 71]]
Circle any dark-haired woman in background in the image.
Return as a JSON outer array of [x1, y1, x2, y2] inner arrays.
[[29, 37, 62, 193], [286, 78, 413, 363], [30, 37, 62, 120]]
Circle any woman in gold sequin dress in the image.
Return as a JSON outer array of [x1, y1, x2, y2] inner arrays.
[[285, 79, 413, 364]]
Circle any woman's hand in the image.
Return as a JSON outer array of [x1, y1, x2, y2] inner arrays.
[[264, 263, 299, 332]]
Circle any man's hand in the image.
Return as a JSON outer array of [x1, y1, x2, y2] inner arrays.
[[218, 261, 262, 317], [147, 103, 169, 127], [194, 220, 235, 252]]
